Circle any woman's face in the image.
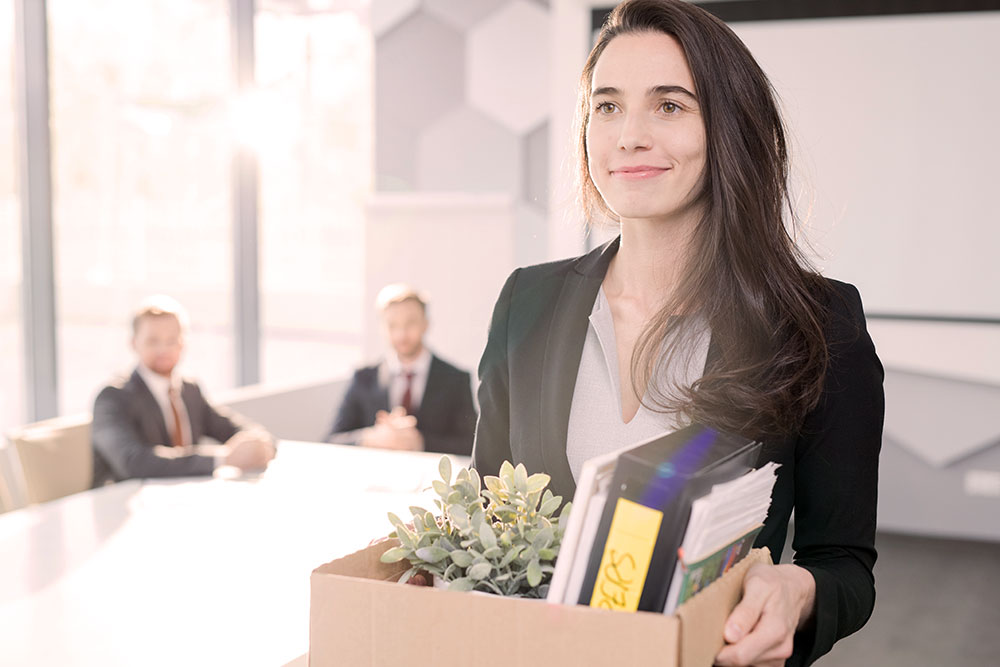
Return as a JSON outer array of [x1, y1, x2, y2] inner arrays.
[[586, 31, 706, 225]]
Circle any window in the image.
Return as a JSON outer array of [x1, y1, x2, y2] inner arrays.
[[256, 3, 371, 386], [0, 2, 24, 433], [48, 0, 234, 414], [0, 6, 21, 434]]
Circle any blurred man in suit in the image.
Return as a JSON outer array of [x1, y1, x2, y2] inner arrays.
[[91, 296, 275, 486], [327, 284, 477, 455]]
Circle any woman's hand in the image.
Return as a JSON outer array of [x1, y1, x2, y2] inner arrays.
[[714, 563, 816, 667]]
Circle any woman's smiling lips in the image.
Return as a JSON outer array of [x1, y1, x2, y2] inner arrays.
[[610, 165, 670, 180]]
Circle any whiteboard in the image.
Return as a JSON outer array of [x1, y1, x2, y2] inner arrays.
[[731, 12, 1000, 319]]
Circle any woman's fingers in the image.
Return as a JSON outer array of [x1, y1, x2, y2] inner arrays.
[[715, 563, 803, 666]]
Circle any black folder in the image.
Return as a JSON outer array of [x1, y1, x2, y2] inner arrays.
[[576, 423, 762, 612]]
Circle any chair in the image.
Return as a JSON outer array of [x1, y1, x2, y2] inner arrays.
[[5, 413, 93, 506]]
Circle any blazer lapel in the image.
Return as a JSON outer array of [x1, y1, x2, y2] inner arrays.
[[416, 356, 442, 420], [180, 381, 201, 443], [538, 237, 620, 493], [375, 361, 392, 412], [130, 369, 171, 446]]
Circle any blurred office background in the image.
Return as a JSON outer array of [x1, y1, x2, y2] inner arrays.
[[1, 0, 999, 663]]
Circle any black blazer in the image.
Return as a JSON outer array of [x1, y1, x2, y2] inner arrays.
[[472, 238, 884, 667], [91, 369, 249, 486], [327, 354, 477, 456]]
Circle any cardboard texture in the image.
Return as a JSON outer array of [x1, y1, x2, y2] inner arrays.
[[309, 540, 771, 667]]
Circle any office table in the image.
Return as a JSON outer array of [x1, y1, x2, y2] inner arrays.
[[0, 442, 466, 667]]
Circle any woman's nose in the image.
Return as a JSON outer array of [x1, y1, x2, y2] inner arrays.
[[617, 113, 652, 152]]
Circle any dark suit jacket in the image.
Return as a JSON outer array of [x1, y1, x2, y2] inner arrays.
[[91, 369, 249, 486], [472, 237, 884, 666], [327, 354, 477, 456]]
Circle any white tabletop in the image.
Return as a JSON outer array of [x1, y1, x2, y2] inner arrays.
[[0, 442, 466, 667]]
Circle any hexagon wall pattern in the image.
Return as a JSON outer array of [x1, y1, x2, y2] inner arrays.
[[467, 0, 551, 134]]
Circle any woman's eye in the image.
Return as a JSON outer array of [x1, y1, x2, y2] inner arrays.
[[596, 102, 617, 114], [661, 101, 680, 114]]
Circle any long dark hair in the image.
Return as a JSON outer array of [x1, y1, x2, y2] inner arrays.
[[576, 0, 830, 437]]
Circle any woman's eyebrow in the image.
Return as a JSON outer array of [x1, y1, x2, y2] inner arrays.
[[650, 84, 698, 101], [591, 84, 698, 101]]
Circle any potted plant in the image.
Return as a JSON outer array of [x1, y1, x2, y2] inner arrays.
[[380, 456, 572, 598]]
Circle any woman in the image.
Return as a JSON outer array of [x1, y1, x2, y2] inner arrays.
[[471, 1, 883, 666]]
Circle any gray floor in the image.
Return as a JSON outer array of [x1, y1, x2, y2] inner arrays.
[[812, 532, 1000, 666]]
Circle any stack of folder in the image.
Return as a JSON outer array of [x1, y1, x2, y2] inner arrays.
[[547, 424, 778, 615]]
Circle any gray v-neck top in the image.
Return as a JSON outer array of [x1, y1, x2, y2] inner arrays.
[[565, 287, 711, 482]]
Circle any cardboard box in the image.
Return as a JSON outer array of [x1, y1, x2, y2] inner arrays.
[[310, 540, 771, 667]]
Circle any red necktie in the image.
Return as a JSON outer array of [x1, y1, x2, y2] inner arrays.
[[400, 371, 415, 415], [168, 387, 185, 447]]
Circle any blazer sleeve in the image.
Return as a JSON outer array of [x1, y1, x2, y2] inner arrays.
[[789, 282, 884, 666], [471, 269, 519, 477], [327, 372, 369, 445], [92, 384, 216, 480], [419, 371, 477, 456], [191, 383, 251, 444]]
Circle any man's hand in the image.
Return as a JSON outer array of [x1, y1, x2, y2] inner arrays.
[[360, 408, 424, 451], [714, 563, 816, 667], [222, 431, 276, 471]]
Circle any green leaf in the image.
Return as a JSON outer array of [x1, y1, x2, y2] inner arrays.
[[397, 566, 420, 584], [414, 546, 450, 563], [457, 480, 478, 499], [498, 544, 523, 568], [482, 546, 503, 560], [449, 550, 473, 568], [538, 495, 561, 517], [432, 480, 450, 498], [526, 473, 550, 494], [499, 461, 515, 487], [514, 464, 528, 494], [479, 522, 498, 550], [527, 558, 542, 587], [467, 562, 492, 580], [410, 506, 428, 519], [387, 512, 405, 529], [483, 475, 503, 494], [438, 456, 452, 484], [532, 526, 554, 550], [395, 528, 415, 549], [379, 546, 411, 563], [448, 503, 469, 522], [538, 548, 556, 560], [448, 577, 475, 592]]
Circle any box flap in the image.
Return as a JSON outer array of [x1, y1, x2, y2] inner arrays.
[[676, 547, 771, 667], [312, 538, 408, 581]]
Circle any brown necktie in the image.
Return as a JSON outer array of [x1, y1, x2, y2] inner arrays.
[[400, 371, 415, 415], [168, 387, 185, 447]]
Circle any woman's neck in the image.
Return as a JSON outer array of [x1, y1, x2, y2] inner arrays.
[[604, 213, 697, 316]]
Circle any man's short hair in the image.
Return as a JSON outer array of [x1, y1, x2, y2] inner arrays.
[[375, 283, 428, 314], [132, 295, 190, 336]]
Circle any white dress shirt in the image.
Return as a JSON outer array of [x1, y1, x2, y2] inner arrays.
[[565, 287, 711, 482], [136, 364, 192, 448], [385, 347, 433, 413]]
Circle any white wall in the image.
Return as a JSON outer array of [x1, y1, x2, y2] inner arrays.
[[362, 193, 516, 378]]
